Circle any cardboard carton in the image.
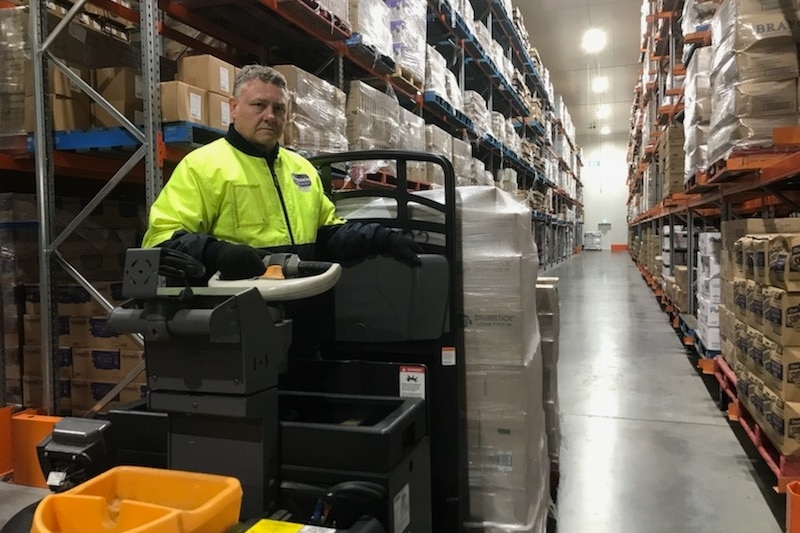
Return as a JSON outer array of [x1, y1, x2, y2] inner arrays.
[[160, 81, 206, 125], [177, 54, 234, 97], [24, 94, 91, 132], [769, 233, 800, 292], [206, 92, 231, 131], [763, 287, 800, 346]]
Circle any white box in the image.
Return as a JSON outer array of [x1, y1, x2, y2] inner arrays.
[[699, 254, 722, 278], [464, 297, 538, 365], [699, 321, 722, 351], [698, 232, 722, 256], [698, 294, 720, 327], [698, 277, 721, 303]]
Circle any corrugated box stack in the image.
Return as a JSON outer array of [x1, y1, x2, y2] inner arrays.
[[662, 224, 688, 278], [660, 124, 685, 198], [697, 232, 722, 352], [346, 80, 399, 151], [92, 67, 143, 128], [0, 192, 147, 413], [425, 45, 448, 98], [721, 217, 800, 456], [465, 90, 492, 139], [462, 187, 549, 533], [452, 136, 473, 182], [683, 47, 712, 185], [536, 277, 561, 477], [348, 0, 393, 59], [161, 54, 236, 130], [707, 0, 800, 164], [399, 107, 428, 185], [424, 124, 452, 186], [274, 65, 348, 155], [496, 168, 517, 194], [387, 0, 426, 85]]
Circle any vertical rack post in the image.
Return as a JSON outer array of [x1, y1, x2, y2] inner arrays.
[[142, 0, 163, 209]]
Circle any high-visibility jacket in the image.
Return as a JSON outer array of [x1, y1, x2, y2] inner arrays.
[[143, 129, 345, 257]]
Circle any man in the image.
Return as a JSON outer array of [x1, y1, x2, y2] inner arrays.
[[143, 64, 421, 279]]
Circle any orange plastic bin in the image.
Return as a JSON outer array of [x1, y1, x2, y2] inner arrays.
[[32, 466, 242, 533], [788, 480, 800, 533]]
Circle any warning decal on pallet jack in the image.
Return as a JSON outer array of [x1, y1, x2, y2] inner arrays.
[[399, 366, 426, 399]]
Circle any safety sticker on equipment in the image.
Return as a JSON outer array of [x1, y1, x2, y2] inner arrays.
[[441, 347, 456, 366], [399, 366, 425, 399], [393, 483, 411, 533]]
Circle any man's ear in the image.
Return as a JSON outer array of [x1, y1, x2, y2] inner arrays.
[[229, 96, 237, 120]]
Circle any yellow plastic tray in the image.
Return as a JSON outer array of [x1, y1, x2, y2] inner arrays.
[[32, 466, 242, 533]]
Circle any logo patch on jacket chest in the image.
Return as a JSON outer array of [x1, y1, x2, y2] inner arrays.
[[292, 173, 312, 191]]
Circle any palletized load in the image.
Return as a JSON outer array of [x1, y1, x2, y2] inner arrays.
[[387, 0, 426, 84], [348, 0, 393, 59]]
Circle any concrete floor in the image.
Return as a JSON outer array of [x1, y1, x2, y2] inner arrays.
[[547, 251, 782, 533], [0, 483, 46, 527]]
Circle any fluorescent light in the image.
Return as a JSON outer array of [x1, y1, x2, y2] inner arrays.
[[592, 76, 609, 94], [600, 126, 611, 135], [582, 29, 607, 53], [597, 104, 611, 119]]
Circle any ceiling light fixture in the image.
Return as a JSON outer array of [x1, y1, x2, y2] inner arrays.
[[592, 76, 609, 94], [597, 104, 611, 119], [600, 126, 611, 135], [582, 28, 607, 54]]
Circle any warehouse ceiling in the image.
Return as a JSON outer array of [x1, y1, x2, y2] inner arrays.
[[514, 0, 642, 145]]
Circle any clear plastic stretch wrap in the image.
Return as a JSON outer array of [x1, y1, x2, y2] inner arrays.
[[444, 68, 464, 113], [425, 45, 448, 97], [0, 7, 27, 135], [452, 136, 473, 181], [684, 47, 713, 126], [317, 0, 349, 26], [490, 112, 505, 142], [505, 118, 522, 155], [346, 80, 399, 150], [711, 5, 800, 82], [399, 107, 427, 183], [708, 115, 799, 162], [682, 0, 719, 35], [348, 0, 393, 59], [537, 278, 561, 468], [684, 124, 710, 181], [274, 65, 347, 155], [465, 90, 492, 138], [387, 0, 426, 83], [710, 78, 798, 129], [424, 124, 453, 186], [474, 21, 493, 57]]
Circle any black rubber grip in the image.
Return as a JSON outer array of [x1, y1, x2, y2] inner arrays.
[[296, 261, 333, 277]]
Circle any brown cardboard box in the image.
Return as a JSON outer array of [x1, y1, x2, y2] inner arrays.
[[22, 346, 73, 379], [735, 319, 749, 364], [722, 278, 735, 309], [733, 278, 748, 320], [23, 375, 71, 412], [70, 378, 147, 414], [745, 280, 761, 329], [760, 399, 800, 457], [763, 288, 800, 346], [160, 81, 206, 125], [94, 67, 142, 103], [206, 92, 231, 131], [746, 327, 765, 376], [92, 100, 143, 128], [723, 218, 800, 251], [23, 315, 73, 346], [72, 348, 143, 381], [24, 94, 91, 132], [24, 61, 85, 98], [177, 55, 235, 97], [769, 233, 800, 292], [675, 265, 689, 293], [764, 343, 800, 402], [5, 347, 20, 380]]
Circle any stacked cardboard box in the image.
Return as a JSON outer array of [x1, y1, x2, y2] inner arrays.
[[346, 80, 400, 151], [398, 107, 427, 184], [722, 217, 800, 456], [274, 65, 347, 155], [423, 124, 452, 186], [708, 1, 800, 163], [662, 225, 688, 277], [348, 0, 393, 59], [660, 124, 685, 198], [684, 47, 712, 183], [697, 232, 722, 351], [536, 277, 560, 472], [451, 136, 473, 182], [161, 54, 236, 130], [464, 90, 492, 138], [462, 187, 549, 532], [387, 0, 426, 84]]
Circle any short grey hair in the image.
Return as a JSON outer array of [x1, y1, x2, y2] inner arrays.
[[233, 65, 287, 97]]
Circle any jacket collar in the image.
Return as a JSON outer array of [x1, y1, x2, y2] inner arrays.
[[224, 124, 280, 165]]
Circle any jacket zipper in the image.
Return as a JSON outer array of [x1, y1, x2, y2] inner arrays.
[[266, 158, 296, 246]]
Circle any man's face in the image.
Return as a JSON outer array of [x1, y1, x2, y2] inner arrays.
[[230, 79, 288, 151]]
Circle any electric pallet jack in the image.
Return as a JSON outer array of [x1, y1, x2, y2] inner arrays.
[[1, 150, 466, 533]]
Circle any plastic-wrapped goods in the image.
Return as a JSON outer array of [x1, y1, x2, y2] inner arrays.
[[682, 0, 719, 35], [474, 21, 494, 57], [387, 0, 426, 84], [490, 112, 506, 143], [452, 136, 473, 180], [0, 8, 28, 135], [348, 0, 393, 59], [425, 124, 452, 186], [708, 115, 799, 162], [346, 80, 400, 150], [274, 65, 347, 155], [711, 6, 800, 82], [505, 118, 521, 155], [444, 69, 463, 113], [317, 0, 349, 26], [399, 106, 425, 152], [425, 45, 448, 97], [537, 279, 560, 466], [710, 78, 798, 129], [465, 91, 492, 138], [684, 124, 710, 180], [684, 47, 713, 126], [496, 168, 517, 190]]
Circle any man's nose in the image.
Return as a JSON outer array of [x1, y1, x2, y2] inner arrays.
[[262, 105, 275, 120]]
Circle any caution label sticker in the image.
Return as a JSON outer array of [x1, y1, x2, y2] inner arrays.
[[399, 365, 425, 399]]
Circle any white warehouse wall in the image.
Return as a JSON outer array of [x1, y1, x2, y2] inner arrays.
[[579, 133, 629, 250]]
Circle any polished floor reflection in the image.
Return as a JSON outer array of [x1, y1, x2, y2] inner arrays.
[[546, 251, 782, 533]]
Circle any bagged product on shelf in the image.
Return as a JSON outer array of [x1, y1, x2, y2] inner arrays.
[[465, 91, 492, 138], [684, 47, 713, 125], [424, 45, 448, 97], [682, 0, 719, 35], [387, 0, 426, 84], [347, 0, 393, 59], [274, 65, 348, 155]]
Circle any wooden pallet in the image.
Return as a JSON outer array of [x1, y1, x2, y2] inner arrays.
[[684, 170, 716, 193], [391, 64, 424, 95]]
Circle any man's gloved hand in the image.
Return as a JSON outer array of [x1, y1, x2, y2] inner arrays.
[[203, 240, 266, 280], [386, 232, 423, 267]]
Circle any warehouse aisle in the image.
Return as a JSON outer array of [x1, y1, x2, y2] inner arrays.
[[546, 252, 781, 533]]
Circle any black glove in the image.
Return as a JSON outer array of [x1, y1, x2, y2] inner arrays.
[[203, 240, 266, 280], [386, 232, 423, 266]]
